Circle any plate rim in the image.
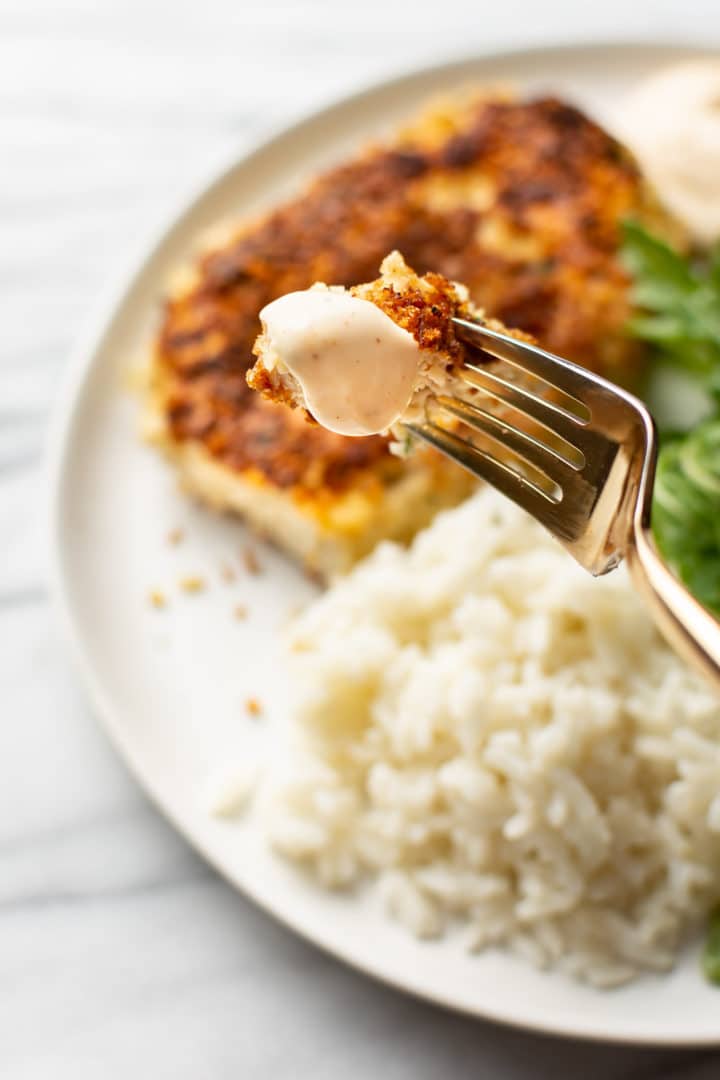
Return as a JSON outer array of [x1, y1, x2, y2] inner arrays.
[[48, 37, 720, 1047]]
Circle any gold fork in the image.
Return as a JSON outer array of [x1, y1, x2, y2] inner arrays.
[[405, 317, 720, 691]]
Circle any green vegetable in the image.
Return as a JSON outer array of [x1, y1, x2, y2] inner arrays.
[[652, 422, 720, 617], [621, 223, 720, 618], [703, 907, 720, 985], [621, 225, 720, 986], [622, 222, 720, 400]]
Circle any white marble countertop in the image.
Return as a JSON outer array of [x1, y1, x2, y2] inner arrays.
[[4, 1, 720, 1075]]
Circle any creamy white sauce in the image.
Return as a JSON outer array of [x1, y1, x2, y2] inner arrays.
[[259, 289, 421, 436], [616, 61, 720, 245]]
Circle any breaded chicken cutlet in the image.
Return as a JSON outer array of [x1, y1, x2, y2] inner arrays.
[[146, 91, 679, 578], [248, 250, 532, 440]]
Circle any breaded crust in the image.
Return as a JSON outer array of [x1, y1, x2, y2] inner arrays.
[[247, 250, 535, 432], [246, 252, 477, 410], [152, 95, 671, 497], [146, 92, 682, 576]]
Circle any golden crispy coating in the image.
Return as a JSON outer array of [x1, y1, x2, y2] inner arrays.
[[353, 270, 470, 361], [247, 250, 535, 427], [246, 253, 474, 410], [153, 94, 668, 497]]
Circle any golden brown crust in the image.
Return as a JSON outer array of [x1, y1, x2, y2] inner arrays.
[[359, 272, 468, 361], [153, 95, 667, 494], [356, 269, 535, 360], [246, 359, 306, 413], [245, 257, 476, 414], [246, 253, 538, 424]]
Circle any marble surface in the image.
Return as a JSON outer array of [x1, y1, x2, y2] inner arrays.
[[4, 1, 720, 1074]]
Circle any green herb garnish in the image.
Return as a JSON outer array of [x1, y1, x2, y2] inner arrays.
[[703, 907, 720, 985], [622, 222, 720, 617], [652, 422, 720, 617], [622, 222, 720, 400]]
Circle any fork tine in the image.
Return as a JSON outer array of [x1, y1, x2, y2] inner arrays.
[[433, 394, 585, 473], [404, 420, 560, 508], [426, 392, 604, 508], [459, 363, 591, 450], [405, 419, 599, 546], [453, 317, 596, 414]]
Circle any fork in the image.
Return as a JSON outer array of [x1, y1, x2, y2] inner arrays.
[[404, 317, 720, 691]]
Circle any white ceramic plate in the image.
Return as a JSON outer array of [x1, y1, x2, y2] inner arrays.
[[51, 42, 720, 1045]]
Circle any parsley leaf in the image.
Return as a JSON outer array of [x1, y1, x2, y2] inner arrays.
[[621, 222, 720, 619], [703, 907, 720, 985], [622, 221, 720, 388], [652, 422, 720, 617]]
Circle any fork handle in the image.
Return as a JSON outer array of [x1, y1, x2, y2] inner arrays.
[[628, 525, 720, 692]]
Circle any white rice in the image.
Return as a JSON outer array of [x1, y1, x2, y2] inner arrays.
[[261, 488, 720, 987]]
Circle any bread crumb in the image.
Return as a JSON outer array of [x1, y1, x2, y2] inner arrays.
[[206, 762, 259, 817], [242, 546, 262, 575], [167, 527, 184, 546], [289, 640, 310, 653], [179, 575, 206, 593], [234, 605, 248, 620], [148, 589, 167, 609], [220, 562, 237, 584], [245, 697, 263, 717]]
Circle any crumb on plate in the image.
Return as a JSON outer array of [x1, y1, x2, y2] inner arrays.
[[242, 546, 262, 575], [206, 762, 259, 817], [179, 574, 206, 593]]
